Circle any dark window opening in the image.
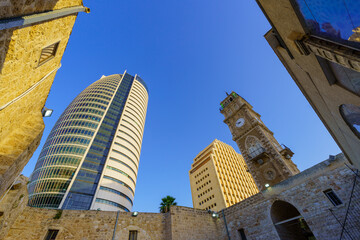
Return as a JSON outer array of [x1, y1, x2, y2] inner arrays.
[[44, 229, 59, 240], [324, 189, 343, 206], [39, 42, 60, 66], [129, 230, 138, 240], [340, 104, 360, 139], [238, 228, 247, 240]]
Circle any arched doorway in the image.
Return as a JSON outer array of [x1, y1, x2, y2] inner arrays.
[[271, 200, 316, 240]]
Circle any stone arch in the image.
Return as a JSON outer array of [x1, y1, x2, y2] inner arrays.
[[270, 200, 315, 240], [245, 135, 263, 158]]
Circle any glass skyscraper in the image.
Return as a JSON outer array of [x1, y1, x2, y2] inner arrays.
[[28, 72, 148, 211]]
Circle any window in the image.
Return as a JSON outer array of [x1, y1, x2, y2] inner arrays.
[[340, 104, 360, 139], [129, 230, 138, 240], [39, 42, 60, 66], [324, 189, 343, 206], [293, 0, 360, 49], [44, 229, 59, 240], [238, 228, 247, 240]]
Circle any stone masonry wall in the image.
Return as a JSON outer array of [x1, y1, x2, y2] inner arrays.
[[0, 0, 83, 19], [219, 155, 358, 240], [168, 206, 223, 240], [2, 204, 223, 240], [0, 175, 29, 240], [5, 208, 168, 240], [0, 0, 83, 198]]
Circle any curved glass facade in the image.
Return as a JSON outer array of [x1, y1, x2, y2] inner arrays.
[[28, 73, 148, 211]]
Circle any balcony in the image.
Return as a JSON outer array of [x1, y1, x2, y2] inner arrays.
[[247, 147, 269, 163], [280, 145, 294, 159]]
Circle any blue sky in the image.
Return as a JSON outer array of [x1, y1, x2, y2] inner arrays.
[[22, 0, 340, 212]]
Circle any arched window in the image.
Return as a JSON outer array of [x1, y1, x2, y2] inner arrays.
[[271, 200, 315, 240], [245, 136, 264, 158], [340, 104, 360, 139]]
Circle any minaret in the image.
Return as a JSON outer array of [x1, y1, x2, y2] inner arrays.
[[220, 92, 299, 191]]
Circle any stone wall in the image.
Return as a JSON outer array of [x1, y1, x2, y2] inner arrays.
[[168, 206, 223, 240], [5, 208, 168, 240], [0, 0, 83, 19], [219, 155, 358, 240], [0, 0, 83, 198], [0, 175, 29, 240], [2, 201, 219, 240]]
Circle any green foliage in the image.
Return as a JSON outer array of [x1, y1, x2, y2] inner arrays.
[[159, 195, 177, 213], [53, 210, 63, 219]]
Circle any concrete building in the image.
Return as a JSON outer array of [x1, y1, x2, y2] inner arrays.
[[1, 154, 359, 240], [189, 139, 258, 212], [254, 0, 360, 169], [220, 92, 300, 191], [0, 0, 89, 199], [28, 72, 149, 212]]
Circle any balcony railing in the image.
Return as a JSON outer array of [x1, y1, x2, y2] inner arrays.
[[248, 147, 266, 159]]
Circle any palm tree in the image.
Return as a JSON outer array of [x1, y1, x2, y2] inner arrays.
[[159, 195, 177, 213]]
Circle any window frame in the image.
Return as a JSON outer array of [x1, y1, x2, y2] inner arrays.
[[38, 41, 60, 66], [238, 228, 247, 240], [324, 189, 343, 206], [44, 229, 59, 240], [339, 104, 360, 139], [128, 230, 138, 240], [289, 0, 360, 50]]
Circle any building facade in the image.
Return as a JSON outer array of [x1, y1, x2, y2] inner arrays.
[[255, 0, 360, 169], [0, 0, 88, 199], [28, 72, 149, 212], [189, 139, 258, 212], [220, 92, 300, 191]]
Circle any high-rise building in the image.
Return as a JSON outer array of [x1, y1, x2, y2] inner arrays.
[[189, 139, 258, 212], [0, 0, 89, 198], [254, 0, 360, 169], [28, 72, 148, 212], [220, 92, 299, 191]]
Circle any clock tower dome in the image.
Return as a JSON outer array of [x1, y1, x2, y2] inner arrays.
[[220, 92, 299, 191]]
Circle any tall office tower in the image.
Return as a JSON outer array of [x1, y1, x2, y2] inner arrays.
[[220, 92, 299, 191], [28, 72, 148, 212], [189, 139, 258, 212]]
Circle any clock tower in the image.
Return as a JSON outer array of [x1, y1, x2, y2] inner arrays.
[[220, 92, 299, 191]]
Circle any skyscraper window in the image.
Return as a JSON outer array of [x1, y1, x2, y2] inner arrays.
[[28, 73, 148, 212]]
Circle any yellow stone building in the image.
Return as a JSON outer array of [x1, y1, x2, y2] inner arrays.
[[0, 0, 89, 198], [189, 139, 258, 212]]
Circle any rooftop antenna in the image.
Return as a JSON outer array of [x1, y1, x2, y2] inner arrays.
[[225, 91, 229, 96]]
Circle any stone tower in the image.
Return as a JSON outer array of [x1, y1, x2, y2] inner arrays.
[[220, 92, 299, 191]]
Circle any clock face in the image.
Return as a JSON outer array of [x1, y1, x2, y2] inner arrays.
[[235, 118, 245, 128]]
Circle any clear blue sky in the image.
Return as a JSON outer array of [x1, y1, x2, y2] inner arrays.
[[22, 0, 340, 212]]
